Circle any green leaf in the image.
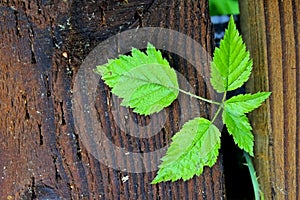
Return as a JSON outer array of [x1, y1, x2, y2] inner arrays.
[[95, 43, 170, 88], [152, 118, 221, 184], [222, 92, 271, 156], [222, 109, 254, 156], [209, 0, 239, 16], [225, 92, 271, 115], [210, 15, 253, 92], [95, 43, 179, 115]]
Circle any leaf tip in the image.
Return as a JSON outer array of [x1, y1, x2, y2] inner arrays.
[[247, 149, 254, 157], [151, 178, 159, 185], [147, 42, 155, 49], [151, 173, 165, 184], [229, 15, 235, 23], [94, 64, 106, 75]]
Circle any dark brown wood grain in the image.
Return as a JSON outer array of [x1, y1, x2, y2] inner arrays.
[[0, 0, 225, 199], [239, 0, 300, 199]]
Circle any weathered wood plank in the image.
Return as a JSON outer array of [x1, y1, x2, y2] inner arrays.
[[239, 0, 300, 199]]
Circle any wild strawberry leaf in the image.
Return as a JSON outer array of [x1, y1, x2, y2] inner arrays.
[[225, 92, 271, 115], [95, 43, 179, 115], [222, 92, 271, 155], [210, 16, 253, 92], [222, 109, 254, 156], [152, 118, 221, 183]]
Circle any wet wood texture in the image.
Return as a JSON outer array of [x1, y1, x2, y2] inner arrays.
[[0, 0, 225, 199], [239, 0, 299, 199]]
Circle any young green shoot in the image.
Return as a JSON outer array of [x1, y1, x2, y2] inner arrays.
[[95, 15, 270, 199]]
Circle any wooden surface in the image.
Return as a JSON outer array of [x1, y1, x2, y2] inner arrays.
[[239, 0, 299, 199], [0, 0, 225, 199]]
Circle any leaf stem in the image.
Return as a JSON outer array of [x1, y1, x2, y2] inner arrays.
[[222, 91, 227, 102], [244, 151, 264, 200], [211, 104, 222, 123], [210, 91, 227, 124], [177, 88, 221, 105]]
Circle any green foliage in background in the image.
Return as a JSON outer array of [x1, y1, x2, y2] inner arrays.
[[209, 0, 239, 16]]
